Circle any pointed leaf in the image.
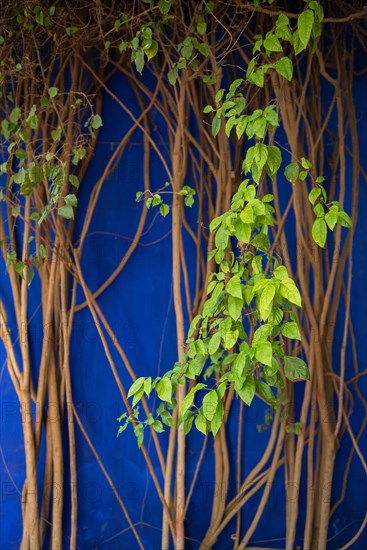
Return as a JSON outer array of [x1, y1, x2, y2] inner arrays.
[[284, 356, 310, 381], [259, 284, 275, 321], [226, 275, 242, 299], [180, 383, 206, 418], [312, 217, 327, 248], [237, 377, 256, 406], [275, 57, 293, 81], [156, 377, 172, 403], [202, 390, 218, 422], [298, 10, 314, 46]]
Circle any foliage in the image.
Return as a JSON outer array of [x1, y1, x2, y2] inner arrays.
[[121, 0, 352, 446]]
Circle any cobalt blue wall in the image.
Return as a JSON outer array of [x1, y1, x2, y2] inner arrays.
[[1, 67, 367, 549]]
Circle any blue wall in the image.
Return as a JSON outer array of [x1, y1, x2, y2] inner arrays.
[[1, 67, 367, 549]]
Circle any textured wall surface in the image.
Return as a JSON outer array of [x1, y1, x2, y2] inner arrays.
[[1, 69, 367, 549]]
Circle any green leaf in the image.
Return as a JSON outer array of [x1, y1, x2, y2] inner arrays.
[[261, 108, 277, 129], [145, 40, 158, 61], [284, 356, 310, 381], [117, 422, 129, 436], [276, 14, 290, 27], [211, 115, 221, 137], [183, 413, 194, 434], [243, 146, 255, 174], [229, 78, 244, 93], [48, 87, 58, 98], [134, 423, 144, 448], [195, 411, 208, 435], [91, 114, 103, 129], [235, 116, 247, 139], [215, 88, 225, 103], [196, 16, 207, 35], [279, 280, 302, 307], [313, 203, 324, 218], [299, 170, 308, 181], [252, 117, 267, 139], [117, 412, 127, 423], [308, 187, 321, 205], [14, 261, 24, 277], [226, 275, 242, 299], [184, 194, 195, 207], [227, 295, 243, 321], [202, 390, 218, 422], [224, 116, 236, 139], [232, 350, 248, 381], [9, 107, 21, 123], [158, 0, 172, 14], [196, 42, 209, 57], [256, 379, 276, 405], [301, 157, 312, 169], [188, 314, 202, 337], [181, 37, 194, 60], [282, 321, 301, 340], [259, 284, 275, 321], [180, 383, 206, 418], [159, 204, 170, 217], [254, 143, 269, 170], [266, 146, 282, 177], [128, 377, 145, 398], [51, 127, 62, 141], [134, 48, 145, 74], [285, 422, 303, 435], [255, 341, 273, 367], [152, 420, 165, 433], [234, 220, 252, 244], [248, 68, 265, 88], [309, 1, 324, 21], [284, 162, 299, 183], [264, 33, 283, 52], [312, 217, 327, 248], [132, 386, 145, 406], [251, 233, 270, 252], [237, 377, 256, 406], [324, 206, 338, 231], [240, 204, 254, 224], [208, 331, 221, 355], [292, 30, 306, 56], [211, 401, 224, 437], [203, 105, 214, 114], [156, 377, 172, 403], [160, 409, 173, 427], [64, 194, 78, 207], [203, 74, 216, 85], [275, 57, 293, 81], [253, 324, 273, 345], [298, 10, 314, 46], [223, 329, 239, 350], [337, 211, 352, 228], [119, 41, 128, 53], [69, 175, 79, 189], [144, 377, 152, 397], [58, 205, 74, 219]]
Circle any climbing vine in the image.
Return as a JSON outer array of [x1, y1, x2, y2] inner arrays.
[[123, 0, 351, 445]]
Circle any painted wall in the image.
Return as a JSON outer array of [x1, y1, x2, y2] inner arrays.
[[1, 67, 367, 549]]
